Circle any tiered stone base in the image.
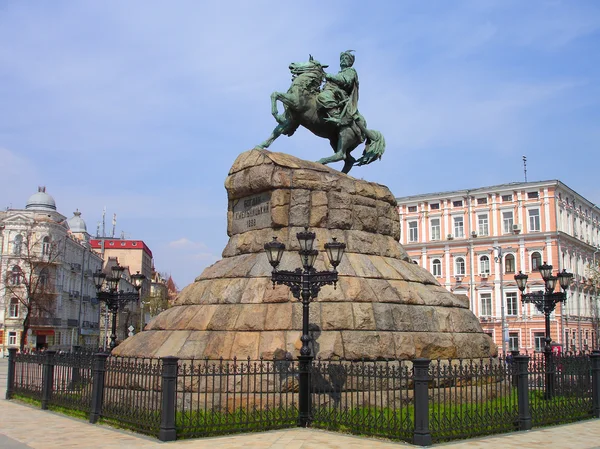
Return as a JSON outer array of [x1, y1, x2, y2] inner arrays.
[[114, 149, 496, 360]]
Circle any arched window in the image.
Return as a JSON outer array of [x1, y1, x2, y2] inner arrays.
[[9, 298, 19, 318], [531, 252, 542, 271], [455, 257, 465, 276], [505, 254, 515, 274], [480, 256, 490, 275], [10, 266, 22, 285], [42, 236, 51, 256], [13, 234, 23, 255], [432, 259, 442, 277]]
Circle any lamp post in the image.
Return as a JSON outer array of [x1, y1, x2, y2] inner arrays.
[[514, 262, 573, 398], [93, 264, 145, 351], [264, 228, 346, 428]]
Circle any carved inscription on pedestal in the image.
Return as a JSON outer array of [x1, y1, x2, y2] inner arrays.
[[231, 192, 271, 233]]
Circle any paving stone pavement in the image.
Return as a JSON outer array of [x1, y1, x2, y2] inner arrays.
[[0, 359, 599, 448]]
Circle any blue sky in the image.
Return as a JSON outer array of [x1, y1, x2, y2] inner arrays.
[[1, 1, 599, 288]]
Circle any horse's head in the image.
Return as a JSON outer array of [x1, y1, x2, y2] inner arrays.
[[289, 54, 328, 79]]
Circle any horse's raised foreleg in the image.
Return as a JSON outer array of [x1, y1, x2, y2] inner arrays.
[[271, 91, 296, 124]]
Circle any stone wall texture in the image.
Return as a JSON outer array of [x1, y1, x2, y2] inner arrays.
[[114, 149, 497, 360]]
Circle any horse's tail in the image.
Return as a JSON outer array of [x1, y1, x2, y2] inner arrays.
[[356, 129, 385, 166]]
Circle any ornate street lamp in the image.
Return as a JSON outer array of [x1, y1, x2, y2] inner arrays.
[[514, 263, 573, 398], [93, 263, 145, 351], [131, 271, 146, 330], [264, 228, 345, 427]]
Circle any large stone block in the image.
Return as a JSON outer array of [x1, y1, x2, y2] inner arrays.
[[115, 149, 496, 361]]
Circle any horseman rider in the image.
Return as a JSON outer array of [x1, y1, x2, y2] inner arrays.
[[317, 50, 360, 127]]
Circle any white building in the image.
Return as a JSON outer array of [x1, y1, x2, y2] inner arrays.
[[0, 187, 103, 353]]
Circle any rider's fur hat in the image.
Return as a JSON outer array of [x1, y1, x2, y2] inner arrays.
[[340, 50, 355, 66]]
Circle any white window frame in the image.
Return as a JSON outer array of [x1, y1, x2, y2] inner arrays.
[[455, 257, 465, 276], [506, 292, 518, 316], [8, 332, 17, 346], [502, 211, 514, 234], [42, 236, 51, 256], [9, 298, 19, 318], [508, 332, 519, 351], [408, 221, 418, 242], [528, 208, 541, 232], [480, 293, 492, 316], [454, 216, 464, 238], [478, 213, 489, 236], [504, 253, 516, 274], [479, 255, 490, 275], [432, 258, 442, 277], [430, 218, 441, 241]]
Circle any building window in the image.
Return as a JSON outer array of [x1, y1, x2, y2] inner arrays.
[[13, 234, 23, 255], [505, 254, 515, 274], [477, 197, 487, 205], [502, 211, 514, 234], [508, 333, 519, 351], [408, 206, 417, 213], [455, 257, 465, 276], [531, 252, 542, 271], [431, 259, 442, 277], [528, 208, 540, 231], [430, 218, 440, 241], [534, 332, 545, 352], [9, 298, 19, 318], [478, 214, 489, 236], [527, 191, 539, 199], [453, 200, 463, 207], [42, 236, 51, 256], [454, 216, 464, 238], [8, 332, 17, 346], [408, 221, 418, 242], [506, 292, 518, 316], [480, 293, 492, 316], [39, 268, 49, 289], [430, 203, 439, 210], [502, 194, 513, 202], [480, 256, 490, 275], [10, 266, 22, 285]]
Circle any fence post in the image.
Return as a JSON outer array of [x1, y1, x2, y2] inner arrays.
[[159, 356, 179, 442], [5, 347, 17, 399], [412, 358, 432, 446], [515, 355, 532, 431], [41, 350, 56, 410], [591, 351, 600, 418], [89, 352, 109, 423]]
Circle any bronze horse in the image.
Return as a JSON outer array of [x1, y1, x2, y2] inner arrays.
[[256, 56, 385, 174]]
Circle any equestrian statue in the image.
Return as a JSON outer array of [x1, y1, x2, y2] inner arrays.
[[255, 51, 385, 174]]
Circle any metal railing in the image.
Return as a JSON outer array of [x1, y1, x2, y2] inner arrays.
[[5, 349, 600, 444]]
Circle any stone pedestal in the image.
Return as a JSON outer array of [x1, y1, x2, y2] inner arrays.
[[114, 149, 496, 360]]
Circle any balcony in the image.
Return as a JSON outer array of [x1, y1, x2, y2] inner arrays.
[[30, 317, 53, 326]]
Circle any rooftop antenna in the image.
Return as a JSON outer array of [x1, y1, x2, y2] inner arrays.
[[522, 155, 527, 182], [111, 213, 117, 238], [96, 222, 101, 238], [102, 207, 106, 238]]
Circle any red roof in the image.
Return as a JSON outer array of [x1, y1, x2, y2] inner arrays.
[[90, 239, 153, 258]]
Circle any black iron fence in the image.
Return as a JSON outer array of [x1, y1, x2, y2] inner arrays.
[[5, 348, 600, 445]]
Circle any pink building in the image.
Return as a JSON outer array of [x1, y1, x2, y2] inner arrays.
[[396, 180, 600, 355]]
